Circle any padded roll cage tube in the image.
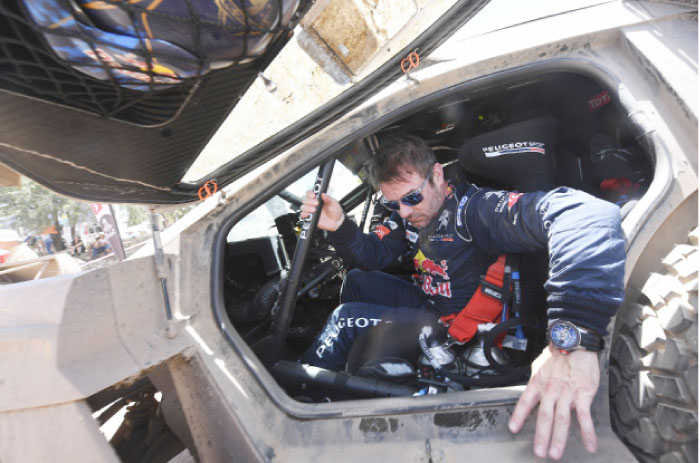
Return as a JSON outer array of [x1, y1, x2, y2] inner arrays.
[[272, 361, 416, 398], [270, 160, 335, 364], [359, 186, 374, 231]]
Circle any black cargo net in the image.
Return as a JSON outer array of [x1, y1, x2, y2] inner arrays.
[[0, 0, 295, 126]]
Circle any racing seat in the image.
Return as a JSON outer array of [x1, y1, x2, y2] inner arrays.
[[455, 115, 557, 192]]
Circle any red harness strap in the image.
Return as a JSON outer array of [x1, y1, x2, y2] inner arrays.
[[440, 255, 508, 343]]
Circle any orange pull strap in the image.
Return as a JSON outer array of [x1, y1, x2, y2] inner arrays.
[[198, 180, 218, 200], [400, 51, 420, 73]]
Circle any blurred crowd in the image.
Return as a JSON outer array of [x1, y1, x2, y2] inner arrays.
[[0, 229, 113, 264]]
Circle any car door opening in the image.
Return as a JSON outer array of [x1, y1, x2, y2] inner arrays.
[[216, 70, 654, 404]]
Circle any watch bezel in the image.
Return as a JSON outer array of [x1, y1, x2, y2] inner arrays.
[[548, 319, 582, 351]]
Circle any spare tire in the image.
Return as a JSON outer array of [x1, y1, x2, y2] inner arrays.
[[610, 229, 698, 463]]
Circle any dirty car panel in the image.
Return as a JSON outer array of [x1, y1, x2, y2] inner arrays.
[[0, 1, 697, 462]]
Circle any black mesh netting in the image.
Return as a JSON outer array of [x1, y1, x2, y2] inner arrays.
[[0, 0, 297, 126]]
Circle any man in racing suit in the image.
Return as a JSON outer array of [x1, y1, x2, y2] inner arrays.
[[299, 135, 625, 461]]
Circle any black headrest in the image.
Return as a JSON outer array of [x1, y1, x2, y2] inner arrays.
[[458, 117, 558, 192]]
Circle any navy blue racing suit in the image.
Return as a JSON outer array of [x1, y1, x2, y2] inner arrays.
[[300, 182, 626, 370]]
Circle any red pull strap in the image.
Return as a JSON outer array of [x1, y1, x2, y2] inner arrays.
[[483, 254, 506, 287], [441, 255, 508, 344]]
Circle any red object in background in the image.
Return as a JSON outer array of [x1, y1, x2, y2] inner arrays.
[[588, 90, 611, 112], [600, 177, 640, 194], [90, 203, 102, 216], [41, 225, 57, 235], [90, 203, 126, 261]]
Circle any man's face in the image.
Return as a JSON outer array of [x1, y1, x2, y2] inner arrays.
[[379, 165, 445, 229]]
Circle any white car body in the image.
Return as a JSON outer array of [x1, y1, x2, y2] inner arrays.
[[0, 1, 696, 462]]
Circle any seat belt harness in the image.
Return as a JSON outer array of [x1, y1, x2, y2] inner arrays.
[[439, 254, 510, 344]]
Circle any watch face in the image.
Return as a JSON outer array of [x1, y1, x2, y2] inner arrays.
[[550, 322, 580, 350]]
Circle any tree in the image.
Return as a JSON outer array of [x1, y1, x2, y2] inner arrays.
[[125, 204, 149, 227], [0, 179, 94, 241], [123, 204, 195, 228], [160, 204, 195, 227], [0, 179, 196, 249]]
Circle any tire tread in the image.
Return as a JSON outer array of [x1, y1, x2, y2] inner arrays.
[[610, 228, 698, 462]]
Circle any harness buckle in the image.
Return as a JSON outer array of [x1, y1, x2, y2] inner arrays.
[[442, 334, 463, 349]]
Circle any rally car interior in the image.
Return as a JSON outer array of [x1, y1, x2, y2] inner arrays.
[[220, 71, 653, 402]]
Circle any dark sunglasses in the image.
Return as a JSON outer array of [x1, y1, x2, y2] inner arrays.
[[380, 170, 432, 211]]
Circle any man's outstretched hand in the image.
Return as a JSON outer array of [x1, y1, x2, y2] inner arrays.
[[508, 346, 600, 460], [300, 191, 345, 232]]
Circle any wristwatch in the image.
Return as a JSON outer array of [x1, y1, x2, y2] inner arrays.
[[546, 319, 604, 354]]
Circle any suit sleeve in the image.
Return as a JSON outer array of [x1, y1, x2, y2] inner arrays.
[[327, 213, 409, 271], [461, 187, 626, 335]]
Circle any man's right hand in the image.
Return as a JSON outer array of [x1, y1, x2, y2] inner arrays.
[[300, 192, 345, 232]]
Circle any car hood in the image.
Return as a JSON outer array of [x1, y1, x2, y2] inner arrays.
[[0, 0, 496, 204]]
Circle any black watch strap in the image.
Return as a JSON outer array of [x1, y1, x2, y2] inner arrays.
[[580, 331, 604, 351], [547, 319, 605, 352]]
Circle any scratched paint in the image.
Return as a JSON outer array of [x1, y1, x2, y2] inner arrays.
[[359, 417, 399, 433], [433, 409, 499, 430]]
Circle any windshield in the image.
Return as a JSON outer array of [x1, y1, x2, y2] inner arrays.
[[227, 159, 362, 242]]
